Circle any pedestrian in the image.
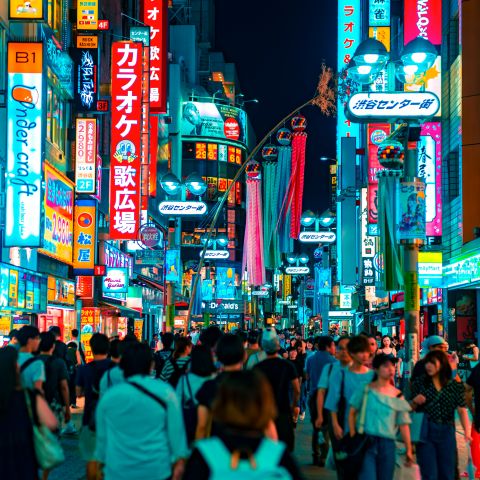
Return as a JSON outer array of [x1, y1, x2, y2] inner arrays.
[[244, 330, 261, 364], [296, 340, 308, 420], [48, 326, 68, 362], [195, 333, 245, 440], [8, 329, 19, 349], [153, 332, 175, 378], [348, 353, 413, 480], [411, 350, 471, 480], [66, 342, 80, 409], [245, 329, 268, 368], [305, 336, 336, 465], [254, 328, 300, 452], [71, 329, 86, 364], [411, 335, 449, 381], [377, 335, 397, 357], [183, 370, 304, 480], [150, 333, 159, 352], [95, 342, 188, 480], [76, 333, 113, 480], [0, 346, 58, 480], [176, 344, 216, 445], [17, 325, 45, 392], [38, 332, 72, 433], [463, 340, 480, 369], [159, 336, 192, 387]]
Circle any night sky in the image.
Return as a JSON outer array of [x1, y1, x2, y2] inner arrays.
[[214, 0, 337, 211]]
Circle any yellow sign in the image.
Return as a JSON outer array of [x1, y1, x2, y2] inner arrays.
[[47, 276, 76, 306], [76, 35, 98, 48], [73, 200, 96, 272], [80, 308, 100, 362], [77, 0, 98, 30], [368, 26, 391, 52], [134, 320, 144, 341], [0, 317, 12, 335], [9, 270, 18, 308], [9, 0, 44, 20]]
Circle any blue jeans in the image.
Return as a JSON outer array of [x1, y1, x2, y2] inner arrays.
[[416, 420, 456, 480], [358, 436, 396, 480], [299, 381, 307, 413]]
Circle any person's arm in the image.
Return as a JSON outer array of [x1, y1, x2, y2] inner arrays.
[[291, 377, 300, 412], [195, 405, 211, 440], [60, 379, 71, 422], [458, 407, 472, 443], [182, 448, 210, 480], [315, 389, 326, 428], [75, 350, 82, 365], [264, 419, 278, 440], [32, 361, 46, 394], [398, 424, 414, 464], [465, 384, 475, 416], [348, 406, 357, 437], [35, 394, 58, 431], [94, 396, 107, 471]]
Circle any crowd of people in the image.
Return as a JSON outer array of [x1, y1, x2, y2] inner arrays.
[[0, 324, 479, 480]]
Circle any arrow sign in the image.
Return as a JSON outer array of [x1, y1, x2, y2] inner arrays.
[[299, 231, 337, 243]]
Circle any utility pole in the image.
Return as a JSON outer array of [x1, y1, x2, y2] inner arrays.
[[165, 220, 176, 332]]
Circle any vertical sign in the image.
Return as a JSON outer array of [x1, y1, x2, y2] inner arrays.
[[77, 0, 98, 30], [404, 0, 442, 45], [72, 45, 98, 112], [110, 42, 143, 239], [369, 0, 391, 26], [73, 199, 97, 274], [143, 0, 168, 113], [149, 115, 159, 197], [75, 118, 97, 193], [6, 43, 44, 247], [10, 0, 45, 20]]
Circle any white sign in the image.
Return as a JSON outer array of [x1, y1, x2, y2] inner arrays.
[[201, 250, 230, 260], [418, 263, 442, 276], [328, 310, 354, 318], [252, 290, 269, 297], [285, 266, 310, 275], [347, 92, 440, 122], [340, 292, 353, 309], [159, 201, 207, 216], [299, 231, 337, 243], [201, 301, 242, 311]]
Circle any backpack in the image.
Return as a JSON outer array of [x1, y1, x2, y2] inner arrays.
[[180, 374, 197, 445], [167, 358, 189, 388], [196, 437, 292, 480], [153, 350, 172, 379], [41, 356, 59, 405]]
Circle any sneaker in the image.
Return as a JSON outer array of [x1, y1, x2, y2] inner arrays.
[[61, 421, 78, 435], [299, 412, 305, 421]]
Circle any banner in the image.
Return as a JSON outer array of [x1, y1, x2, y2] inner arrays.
[[165, 250, 180, 283], [216, 267, 236, 300], [40, 163, 74, 264], [9, 0, 45, 20], [73, 199, 96, 274], [404, 0, 442, 46], [72, 46, 98, 112], [109, 42, 143, 239], [75, 118, 97, 193], [6, 43, 44, 247], [398, 180, 426, 240]]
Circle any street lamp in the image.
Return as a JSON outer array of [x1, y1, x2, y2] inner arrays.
[[300, 210, 316, 227], [185, 172, 207, 196], [300, 210, 336, 230], [160, 171, 207, 197], [212, 89, 223, 103], [319, 210, 335, 228], [160, 172, 182, 195]]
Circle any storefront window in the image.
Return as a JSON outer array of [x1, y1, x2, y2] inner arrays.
[[46, 71, 68, 153]]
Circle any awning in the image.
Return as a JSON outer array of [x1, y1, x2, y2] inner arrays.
[[99, 301, 142, 319], [136, 274, 164, 292]]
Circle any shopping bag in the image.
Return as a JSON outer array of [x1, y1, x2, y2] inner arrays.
[[394, 462, 421, 480]]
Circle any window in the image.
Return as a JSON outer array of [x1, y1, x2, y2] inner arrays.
[[447, 149, 460, 202], [46, 70, 69, 153], [446, 16, 460, 69], [48, 0, 63, 41]]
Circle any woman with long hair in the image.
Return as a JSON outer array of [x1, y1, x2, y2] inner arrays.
[[377, 335, 396, 357], [0, 346, 58, 480], [411, 350, 471, 480]]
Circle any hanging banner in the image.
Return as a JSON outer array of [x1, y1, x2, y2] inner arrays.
[[216, 267, 236, 300], [143, 0, 168, 113], [73, 199, 96, 274], [40, 163, 74, 264], [6, 43, 44, 247], [72, 46, 98, 112], [404, 0, 442, 46], [149, 116, 158, 197], [398, 180, 426, 240], [165, 250, 180, 283], [109, 42, 143, 239], [75, 118, 97, 193], [77, 0, 98, 30]]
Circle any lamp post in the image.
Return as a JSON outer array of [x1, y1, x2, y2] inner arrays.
[[345, 36, 438, 371]]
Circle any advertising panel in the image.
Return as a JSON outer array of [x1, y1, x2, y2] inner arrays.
[[9, 0, 45, 20], [73, 199, 96, 274], [103, 268, 128, 294], [47, 276, 75, 305], [165, 250, 181, 283], [80, 308, 100, 362], [6, 43, 44, 247], [40, 163, 74, 264], [149, 116, 158, 197], [361, 257, 376, 286], [181, 102, 248, 145], [76, 276, 94, 299], [75, 118, 97, 193], [101, 242, 133, 275], [77, 0, 98, 30], [398, 180, 426, 240], [418, 251, 443, 287], [367, 124, 391, 233], [109, 42, 143, 239], [72, 46, 98, 112], [143, 0, 168, 113], [443, 253, 480, 289], [369, 0, 391, 26], [404, 0, 442, 45], [216, 267, 236, 299], [417, 122, 442, 237]]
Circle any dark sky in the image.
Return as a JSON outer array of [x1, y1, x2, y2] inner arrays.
[[214, 0, 337, 212]]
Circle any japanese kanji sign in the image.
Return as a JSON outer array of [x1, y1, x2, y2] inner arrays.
[[110, 41, 142, 239], [404, 0, 442, 46], [73, 198, 96, 274], [72, 46, 98, 112], [77, 0, 98, 30], [347, 92, 440, 122], [158, 201, 208, 216], [369, 0, 390, 26], [298, 231, 337, 244], [75, 118, 97, 193], [285, 266, 310, 275], [201, 250, 230, 260], [143, 0, 168, 113], [361, 257, 376, 285]]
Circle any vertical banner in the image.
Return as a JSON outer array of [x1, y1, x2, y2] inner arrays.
[[404, 0, 442, 45], [369, 0, 391, 26], [75, 118, 97, 193], [109, 42, 143, 239], [6, 43, 44, 247], [72, 45, 98, 112], [143, 0, 168, 113], [73, 199, 97, 274], [149, 116, 159, 197], [398, 180, 427, 240]]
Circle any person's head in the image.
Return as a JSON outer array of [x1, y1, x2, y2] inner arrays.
[[216, 333, 245, 368], [211, 370, 276, 433], [347, 335, 371, 366], [375, 332, 382, 340], [424, 350, 452, 386], [67, 341, 78, 350], [372, 353, 398, 382], [306, 339, 313, 351], [296, 340, 305, 354], [426, 335, 448, 353], [290, 338, 297, 349], [71, 329, 79, 339], [336, 337, 351, 366], [8, 329, 19, 345], [190, 344, 216, 377], [199, 326, 223, 350], [49, 325, 61, 340], [89, 333, 110, 356], [109, 339, 121, 362], [0, 347, 20, 412], [173, 337, 192, 360], [247, 331, 260, 347], [381, 335, 392, 349], [160, 332, 175, 350], [153, 334, 158, 340], [261, 328, 280, 355], [39, 331, 56, 354], [317, 336, 336, 356], [367, 335, 378, 356], [120, 343, 152, 378], [288, 347, 298, 361], [17, 325, 40, 352]]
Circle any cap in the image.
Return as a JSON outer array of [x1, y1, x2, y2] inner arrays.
[[372, 353, 399, 369], [261, 328, 280, 354], [425, 335, 447, 349]]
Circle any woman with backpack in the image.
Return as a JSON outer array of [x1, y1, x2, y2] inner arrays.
[[183, 370, 304, 479], [0, 346, 58, 480], [160, 337, 192, 387]]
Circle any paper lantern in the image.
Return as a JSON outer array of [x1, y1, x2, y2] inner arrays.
[[276, 128, 292, 145], [377, 140, 404, 169], [261, 144, 278, 161], [246, 160, 261, 180], [291, 114, 307, 132]]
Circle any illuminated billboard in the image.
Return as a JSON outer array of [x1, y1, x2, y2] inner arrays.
[[73, 199, 97, 274], [75, 118, 97, 193], [39, 163, 74, 264], [404, 0, 442, 46], [369, 0, 391, 26], [6, 43, 44, 247], [9, 0, 45, 20], [72, 46, 98, 112], [77, 0, 98, 30]]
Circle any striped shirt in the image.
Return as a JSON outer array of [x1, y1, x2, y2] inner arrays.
[[160, 356, 190, 382]]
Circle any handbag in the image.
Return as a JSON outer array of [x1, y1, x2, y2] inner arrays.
[[394, 461, 421, 480], [24, 391, 65, 470]]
